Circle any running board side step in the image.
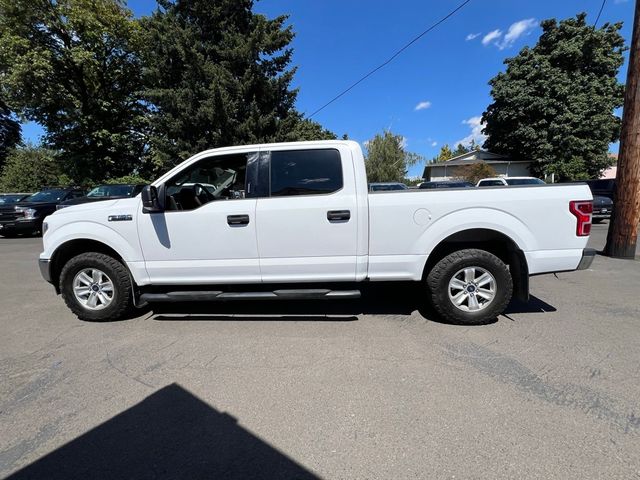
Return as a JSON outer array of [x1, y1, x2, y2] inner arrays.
[[139, 289, 361, 303]]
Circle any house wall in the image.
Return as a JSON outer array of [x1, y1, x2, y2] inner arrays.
[[601, 166, 617, 179], [426, 162, 531, 181]]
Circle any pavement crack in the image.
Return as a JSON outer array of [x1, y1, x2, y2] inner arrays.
[[444, 342, 639, 435], [102, 339, 154, 390]]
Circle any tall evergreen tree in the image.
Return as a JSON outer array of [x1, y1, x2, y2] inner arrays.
[[140, 0, 301, 170], [432, 144, 453, 162], [275, 115, 337, 143], [452, 143, 470, 157], [0, 0, 146, 183], [482, 14, 625, 180]]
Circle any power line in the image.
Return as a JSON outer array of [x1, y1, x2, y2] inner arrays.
[[307, 0, 473, 118], [594, 0, 607, 27]]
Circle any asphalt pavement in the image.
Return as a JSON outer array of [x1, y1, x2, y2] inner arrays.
[[0, 222, 639, 479]]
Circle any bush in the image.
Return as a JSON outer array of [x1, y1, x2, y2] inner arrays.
[[0, 145, 70, 192], [455, 163, 497, 184], [104, 175, 151, 185]]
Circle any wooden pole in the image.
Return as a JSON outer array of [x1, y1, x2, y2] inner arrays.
[[605, 0, 640, 258]]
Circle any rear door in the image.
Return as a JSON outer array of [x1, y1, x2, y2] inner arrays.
[[256, 146, 359, 282]]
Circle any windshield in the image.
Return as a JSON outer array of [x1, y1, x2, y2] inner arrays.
[[478, 180, 504, 187], [23, 190, 67, 202], [0, 195, 27, 204], [87, 185, 135, 197], [505, 178, 545, 186]]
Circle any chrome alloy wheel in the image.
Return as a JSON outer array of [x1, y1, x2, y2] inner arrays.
[[447, 266, 497, 312], [72, 268, 115, 310]]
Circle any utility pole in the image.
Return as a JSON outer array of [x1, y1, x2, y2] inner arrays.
[[605, 0, 640, 258]]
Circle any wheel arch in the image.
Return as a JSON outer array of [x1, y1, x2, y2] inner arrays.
[[422, 228, 529, 301], [50, 239, 131, 294]]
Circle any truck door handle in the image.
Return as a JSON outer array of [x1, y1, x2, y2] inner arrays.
[[227, 214, 250, 226], [327, 210, 351, 222]]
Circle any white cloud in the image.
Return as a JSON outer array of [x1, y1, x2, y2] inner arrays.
[[414, 101, 431, 111], [482, 29, 502, 46], [497, 18, 537, 49], [400, 136, 408, 149], [466, 32, 481, 41], [430, 141, 438, 147], [454, 116, 487, 148]]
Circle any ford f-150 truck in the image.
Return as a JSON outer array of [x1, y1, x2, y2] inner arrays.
[[38, 141, 595, 324]]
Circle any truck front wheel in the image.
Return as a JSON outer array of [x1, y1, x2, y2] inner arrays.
[[427, 249, 513, 325], [59, 252, 133, 322]]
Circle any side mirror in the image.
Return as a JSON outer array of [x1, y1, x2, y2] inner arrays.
[[141, 185, 163, 213]]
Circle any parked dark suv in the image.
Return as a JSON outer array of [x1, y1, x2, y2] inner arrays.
[[57, 184, 145, 210], [566, 179, 616, 223], [0, 187, 85, 237], [584, 179, 615, 201]]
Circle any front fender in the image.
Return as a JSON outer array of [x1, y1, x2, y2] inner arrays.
[[40, 220, 148, 286]]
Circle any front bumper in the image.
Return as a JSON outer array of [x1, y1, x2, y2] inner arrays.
[[0, 218, 39, 234], [39, 258, 52, 284], [577, 248, 596, 270]]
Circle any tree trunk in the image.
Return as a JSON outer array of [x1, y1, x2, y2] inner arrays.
[[604, 0, 640, 258]]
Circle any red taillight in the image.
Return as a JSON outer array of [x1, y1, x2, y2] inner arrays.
[[569, 200, 593, 236]]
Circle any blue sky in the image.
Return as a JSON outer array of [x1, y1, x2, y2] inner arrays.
[[21, 0, 636, 177]]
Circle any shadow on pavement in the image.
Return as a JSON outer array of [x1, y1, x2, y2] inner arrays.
[[154, 314, 359, 322], [7, 384, 319, 480], [504, 295, 557, 315], [146, 283, 556, 325]]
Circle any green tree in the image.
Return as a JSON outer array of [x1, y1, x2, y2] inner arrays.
[[140, 0, 302, 171], [275, 115, 337, 142], [0, 145, 69, 191], [0, 0, 146, 183], [0, 100, 21, 166], [452, 143, 469, 157], [365, 130, 421, 182], [482, 13, 625, 180], [433, 144, 453, 162]]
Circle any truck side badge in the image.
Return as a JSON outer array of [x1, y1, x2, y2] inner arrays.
[[108, 214, 133, 222]]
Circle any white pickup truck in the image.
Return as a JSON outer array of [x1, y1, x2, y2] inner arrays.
[[39, 140, 595, 324]]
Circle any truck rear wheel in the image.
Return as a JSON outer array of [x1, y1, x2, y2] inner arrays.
[[427, 249, 513, 325], [59, 252, 133, 322]]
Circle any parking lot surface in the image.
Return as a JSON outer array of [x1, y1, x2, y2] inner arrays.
[[1, 223, 639, 479]]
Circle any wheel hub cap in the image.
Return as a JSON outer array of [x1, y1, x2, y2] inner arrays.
[[447, 266, 497, 312], [72, 268, 115, 310]]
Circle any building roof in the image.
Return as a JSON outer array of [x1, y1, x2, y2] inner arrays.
[[422, 150, 530, 178]]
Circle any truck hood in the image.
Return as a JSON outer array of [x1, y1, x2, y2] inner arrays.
[[52, 199, 123, 215], [58, 196, 128, 207], [5, 201, 56, 210]]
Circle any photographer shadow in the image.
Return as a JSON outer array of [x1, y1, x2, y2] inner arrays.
[[7, 384, 319, 480]]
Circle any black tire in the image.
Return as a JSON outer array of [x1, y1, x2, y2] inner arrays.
[[426, 249, 513, 325], [59, 252, 133, 321]]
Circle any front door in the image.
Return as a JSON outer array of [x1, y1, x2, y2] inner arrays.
[[256, 147, 359, 282], [138, 151, 261, 284]]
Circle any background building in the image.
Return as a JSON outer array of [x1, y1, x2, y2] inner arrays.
[[423, 150, 532, 181]]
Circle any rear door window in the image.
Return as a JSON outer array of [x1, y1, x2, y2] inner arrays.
[[269, 149, 343, 197]]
